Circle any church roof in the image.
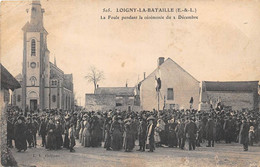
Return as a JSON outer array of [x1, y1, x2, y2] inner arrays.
[[95, 87, 135, 96], [203, 81, 259, 92]]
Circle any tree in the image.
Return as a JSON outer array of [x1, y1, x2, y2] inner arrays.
[[84, 66, 105, 91]]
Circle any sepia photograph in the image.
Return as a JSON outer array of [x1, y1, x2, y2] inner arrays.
[[0, 0, 260, 166]]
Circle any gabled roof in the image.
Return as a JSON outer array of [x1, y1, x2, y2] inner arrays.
[[95, 87, 135, 96], [203, 81, 259, 92], [1, 64, 21, 90], [139, 57, 199, 84]]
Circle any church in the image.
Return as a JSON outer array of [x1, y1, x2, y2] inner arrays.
[[12, 0, 74, 112]]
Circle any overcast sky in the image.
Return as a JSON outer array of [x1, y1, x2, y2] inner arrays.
[[1, 0, 260, 105]]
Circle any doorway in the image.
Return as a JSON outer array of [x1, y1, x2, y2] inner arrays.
[[30, 99, 37, 111]]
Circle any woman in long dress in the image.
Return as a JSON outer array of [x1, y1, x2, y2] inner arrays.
[[111, 117, 123, 151], [168, 118, 178, 148], [82, 118, 92, 147], [14, 117, 27, 152]]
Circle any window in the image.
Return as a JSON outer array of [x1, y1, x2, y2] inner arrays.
[[17, 95, 21, 102], [30, 76, 37, 86], [52, 80, 57, 86], [116, 103, 122, 106], [31, 39, 36, 56], [52, 95, 56, 102], [167, 88, 174, 100]]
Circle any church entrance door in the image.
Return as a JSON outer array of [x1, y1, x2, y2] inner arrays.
[[30, 99, 37, 111]]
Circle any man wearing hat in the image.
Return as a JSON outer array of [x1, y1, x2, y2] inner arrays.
[[176, 117, 186, 149], [239, 118, 250, 151], [146, 115, 155, 152], [184, 116, 197, 150], [137, 116, 147, 152]]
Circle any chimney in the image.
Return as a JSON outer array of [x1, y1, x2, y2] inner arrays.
[[158, 57, 165, 66], [143, 72, 146, 80]]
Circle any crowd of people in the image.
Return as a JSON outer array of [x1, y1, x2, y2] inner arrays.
[[6, 106, 260, 154]]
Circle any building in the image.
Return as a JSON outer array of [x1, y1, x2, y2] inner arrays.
[[138, 57, 200, 111], [1, 64, 20, 166], [85, 86, 140, 112], [12, 1, 74, 111], [199, 81, 259, 111]]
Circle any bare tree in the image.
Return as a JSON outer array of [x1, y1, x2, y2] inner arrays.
[[84, 66, 105, 91]]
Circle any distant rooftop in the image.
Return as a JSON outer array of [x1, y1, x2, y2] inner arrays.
[[95, 87, 135, 96], [203, 81, 259, 92]]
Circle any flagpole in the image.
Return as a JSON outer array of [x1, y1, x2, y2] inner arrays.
[[157, 90, 160, 117]]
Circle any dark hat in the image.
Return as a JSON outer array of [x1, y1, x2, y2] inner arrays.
[[147, 116, 155, 121]]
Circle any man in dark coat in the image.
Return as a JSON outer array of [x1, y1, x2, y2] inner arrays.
[[239, 118, 250, 151], [184, 117, 197, 150], [7, 117, 14, 148], [223, 116, 232, 143], [137, 117, 147, 152], [206, 115, 216, 147], [14, 116, 27, 152], [39, 117, 47, 147], [31, 117, 39, 147]]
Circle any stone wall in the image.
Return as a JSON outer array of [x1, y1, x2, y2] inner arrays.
[[206, 91, 254, 111], [85, 94, 116, 111]]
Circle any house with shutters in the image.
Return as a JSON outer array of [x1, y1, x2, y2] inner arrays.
[[138, 57, 200, 111]]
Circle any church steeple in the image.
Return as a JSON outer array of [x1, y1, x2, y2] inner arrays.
[[22, 0, 47, 34], [30, 0, 44, 27]]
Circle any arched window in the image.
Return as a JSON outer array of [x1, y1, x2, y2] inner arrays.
[[30, 76, 37, 86], [31, 39, 36, 56]]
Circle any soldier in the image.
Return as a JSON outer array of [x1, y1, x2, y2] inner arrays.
[[184, 116, 197, 150]]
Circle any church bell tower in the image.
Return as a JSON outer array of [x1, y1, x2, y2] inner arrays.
[[22, 0, 50, 111]]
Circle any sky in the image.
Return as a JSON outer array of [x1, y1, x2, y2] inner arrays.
[[1, 0, 260, 106]]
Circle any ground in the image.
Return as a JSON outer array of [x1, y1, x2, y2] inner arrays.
[[10, 137, 260, 167]]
